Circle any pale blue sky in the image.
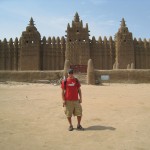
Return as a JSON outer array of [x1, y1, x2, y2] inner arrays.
[[0, 0, 150, 40]]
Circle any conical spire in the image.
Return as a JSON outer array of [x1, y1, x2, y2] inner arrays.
[[98, 36, 102, 43], [121, 18, 126, 28], [81, 20, 83, 27], [9, 38, 13, 43], [48, 37, 51, 44], [92, 36, 96, 42], [29, 17, 35, 26], [86, 23, 88, 29], [42, 36, 46, 44], [74, 12, 80, 22], [14, 37, 18, 45], [109, 36, 113, 42], [67, 23, 70, 29]]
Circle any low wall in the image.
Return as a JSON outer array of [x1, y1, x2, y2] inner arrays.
[[0, 70, 150, 83], [0, 70, 63, 82], [95, 69, 150, 83]]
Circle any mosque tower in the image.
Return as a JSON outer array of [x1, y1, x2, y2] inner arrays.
[[65, 12, 90, 66], [115, 18, 135, 69], [20, 18, 41, 70]]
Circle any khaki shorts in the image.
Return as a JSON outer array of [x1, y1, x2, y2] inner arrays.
[[64, 100, 82, 117]]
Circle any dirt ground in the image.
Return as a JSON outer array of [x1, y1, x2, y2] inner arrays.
[[0, 82, 150, 150]]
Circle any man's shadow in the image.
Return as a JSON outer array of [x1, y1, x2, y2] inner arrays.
[[85, 125, 116, 131]]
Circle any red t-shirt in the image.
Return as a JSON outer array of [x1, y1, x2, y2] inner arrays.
[[61, 78, 81, 101]]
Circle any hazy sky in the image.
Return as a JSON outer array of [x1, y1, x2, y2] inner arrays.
[[0, 0, 150, 40]]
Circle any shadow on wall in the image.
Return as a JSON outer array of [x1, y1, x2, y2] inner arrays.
[[85, 125, 116, 131]]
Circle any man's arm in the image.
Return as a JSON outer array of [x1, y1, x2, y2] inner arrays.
[[78, 88, 82, 103], [62, 89, 66, 107]]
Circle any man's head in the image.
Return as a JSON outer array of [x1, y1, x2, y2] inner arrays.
[[67, 68, 74, 74]]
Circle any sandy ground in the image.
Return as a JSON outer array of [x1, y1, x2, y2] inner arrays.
[[0, 82, 150, 150]]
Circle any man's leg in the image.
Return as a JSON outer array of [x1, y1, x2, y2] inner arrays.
[[65, 101, 74, 131], [67, 117, 72, 126], [77, 116, 84, 130], [67, 117, 73, 131], [74, 101, 84, 130], [77, 116, 81, 126]]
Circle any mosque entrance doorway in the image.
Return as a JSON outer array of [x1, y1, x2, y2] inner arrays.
[[70, 65, 87, 73]]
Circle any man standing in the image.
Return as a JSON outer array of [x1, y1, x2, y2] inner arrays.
[[61, 69, 84, 131]]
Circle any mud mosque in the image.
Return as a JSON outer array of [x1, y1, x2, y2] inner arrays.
[[0, 12, 150, 72]]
